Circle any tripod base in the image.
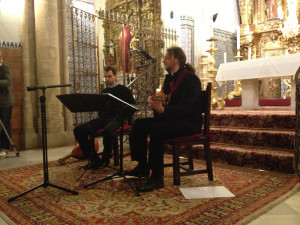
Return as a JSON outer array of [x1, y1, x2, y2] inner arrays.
[[76, 163, 118, 182], [0, 119, 20, 158], [8, 181, 78, 202], [83, 171, 140, 196]]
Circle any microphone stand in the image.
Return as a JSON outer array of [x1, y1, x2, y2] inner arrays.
[[8, 84, 78, 202]]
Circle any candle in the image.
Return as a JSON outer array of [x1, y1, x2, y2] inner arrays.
[[237, 26, 240, 49], [210, 25, 214, 37], [248, 47, 251, 60], [224, 52, 227, 63]]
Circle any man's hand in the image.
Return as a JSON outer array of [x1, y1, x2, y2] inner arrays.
[[148, 96, 165, 114]]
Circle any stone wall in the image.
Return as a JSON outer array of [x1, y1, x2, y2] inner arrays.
[[214, 28, 236, 97]]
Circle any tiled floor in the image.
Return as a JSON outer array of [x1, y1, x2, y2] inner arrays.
[[0, 145, 300, 224]]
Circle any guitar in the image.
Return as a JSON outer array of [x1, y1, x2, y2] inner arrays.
[[152, 89, 167, 105]]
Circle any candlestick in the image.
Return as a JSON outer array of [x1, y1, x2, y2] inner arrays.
[[228, 50, 243, 100], [210, 25, 214, 37], [206, 37, 225, 109], [224, 52, 227, 63]]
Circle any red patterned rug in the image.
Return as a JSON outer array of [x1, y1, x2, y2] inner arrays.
[[0, 156, 299, 225]]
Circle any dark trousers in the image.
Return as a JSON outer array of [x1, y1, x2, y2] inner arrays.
[[129, 117, 198, 177], [0, 106, 13, 150], [73, 117, 120, 160]]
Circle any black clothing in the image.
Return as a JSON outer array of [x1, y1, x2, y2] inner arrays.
[[0, 106, 12, 149], [129, 67, 202, 177], [0, 63, 14, 150], [0, 63, 15, 107], [73, 84, 136, 162]]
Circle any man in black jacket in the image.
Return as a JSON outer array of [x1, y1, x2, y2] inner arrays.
[[126, 46, 203, 192], [73, 66, 136, 169], [0, 51, 15, 157]]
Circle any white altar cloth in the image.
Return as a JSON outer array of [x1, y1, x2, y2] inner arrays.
[[216, 53, 300, 81], [216, 54, 300, 110]]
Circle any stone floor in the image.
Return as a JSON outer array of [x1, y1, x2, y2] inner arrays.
[[0, 144, 300, 225]]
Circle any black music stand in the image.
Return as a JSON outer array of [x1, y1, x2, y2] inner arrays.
[[57, 93, 112, 177], [8, 84, 78, 202], [57, 93, 140, 196]]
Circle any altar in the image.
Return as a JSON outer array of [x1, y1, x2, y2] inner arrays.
[[216, 53, 300, 110]]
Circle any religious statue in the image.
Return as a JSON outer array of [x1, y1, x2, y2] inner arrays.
[[265, 0, 279, 20], [268, 0, 278, 19]]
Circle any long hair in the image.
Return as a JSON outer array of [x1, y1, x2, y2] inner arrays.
[[166, 46, 196, 73]]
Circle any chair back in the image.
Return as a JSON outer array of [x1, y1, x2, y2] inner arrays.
[[200, 83, 211, 137]]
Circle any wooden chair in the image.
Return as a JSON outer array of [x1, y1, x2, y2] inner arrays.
[[94, 116, 133, 166], [164, 82, 213, 185]]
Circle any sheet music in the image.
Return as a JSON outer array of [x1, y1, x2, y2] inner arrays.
[[179, 186, 235, 199], [57, 93, 140, 113], [103, 93, 139, 111]]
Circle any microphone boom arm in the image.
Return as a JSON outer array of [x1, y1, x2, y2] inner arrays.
[[27, 84, 71, 91]]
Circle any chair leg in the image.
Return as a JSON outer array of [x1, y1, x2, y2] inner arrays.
[[187, 145, 194, 170], [204, 142, 213, 181], [172, 144, 181, 185], [113, 136, 119, 166]]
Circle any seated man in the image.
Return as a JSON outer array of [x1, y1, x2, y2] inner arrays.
[[126, 46, 203, 192], [73, 66, 136, 169]]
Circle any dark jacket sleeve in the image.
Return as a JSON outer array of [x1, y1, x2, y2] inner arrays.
[[123, 86, 136, 105], [0, 65, 12, 88], [0, 64, 15, 107], [160, 72, 202, 121]]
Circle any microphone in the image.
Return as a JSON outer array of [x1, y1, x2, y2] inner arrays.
[[27, 84, 72, 91]]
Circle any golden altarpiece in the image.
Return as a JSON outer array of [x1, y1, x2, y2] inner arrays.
[[238, 0, 300, 98]]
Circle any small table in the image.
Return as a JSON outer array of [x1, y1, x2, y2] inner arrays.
[[216, 53, 300, 109]]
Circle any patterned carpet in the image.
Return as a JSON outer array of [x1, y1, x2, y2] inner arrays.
[[0, 156, 299, 225]]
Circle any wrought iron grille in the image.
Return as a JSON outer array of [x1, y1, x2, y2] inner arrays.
[[127, 49, 157, 118], [69, 6, 99, 125]]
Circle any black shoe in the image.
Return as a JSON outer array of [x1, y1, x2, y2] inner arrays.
[[124, 165, 150, 178], [83, 158, 109, 170], [136, 177, 164, 192], [98, 158, 110, 168]]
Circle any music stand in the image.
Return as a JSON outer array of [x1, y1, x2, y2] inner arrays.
[[57, 93, 140, 196], [8, 84, 78, 202], [57, 93, 112, 178]]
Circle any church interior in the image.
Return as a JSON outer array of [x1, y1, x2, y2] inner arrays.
[[0, 0, 300, 224]]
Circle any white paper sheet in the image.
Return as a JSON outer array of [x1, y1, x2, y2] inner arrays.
[[179, 186, 235, 199]]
